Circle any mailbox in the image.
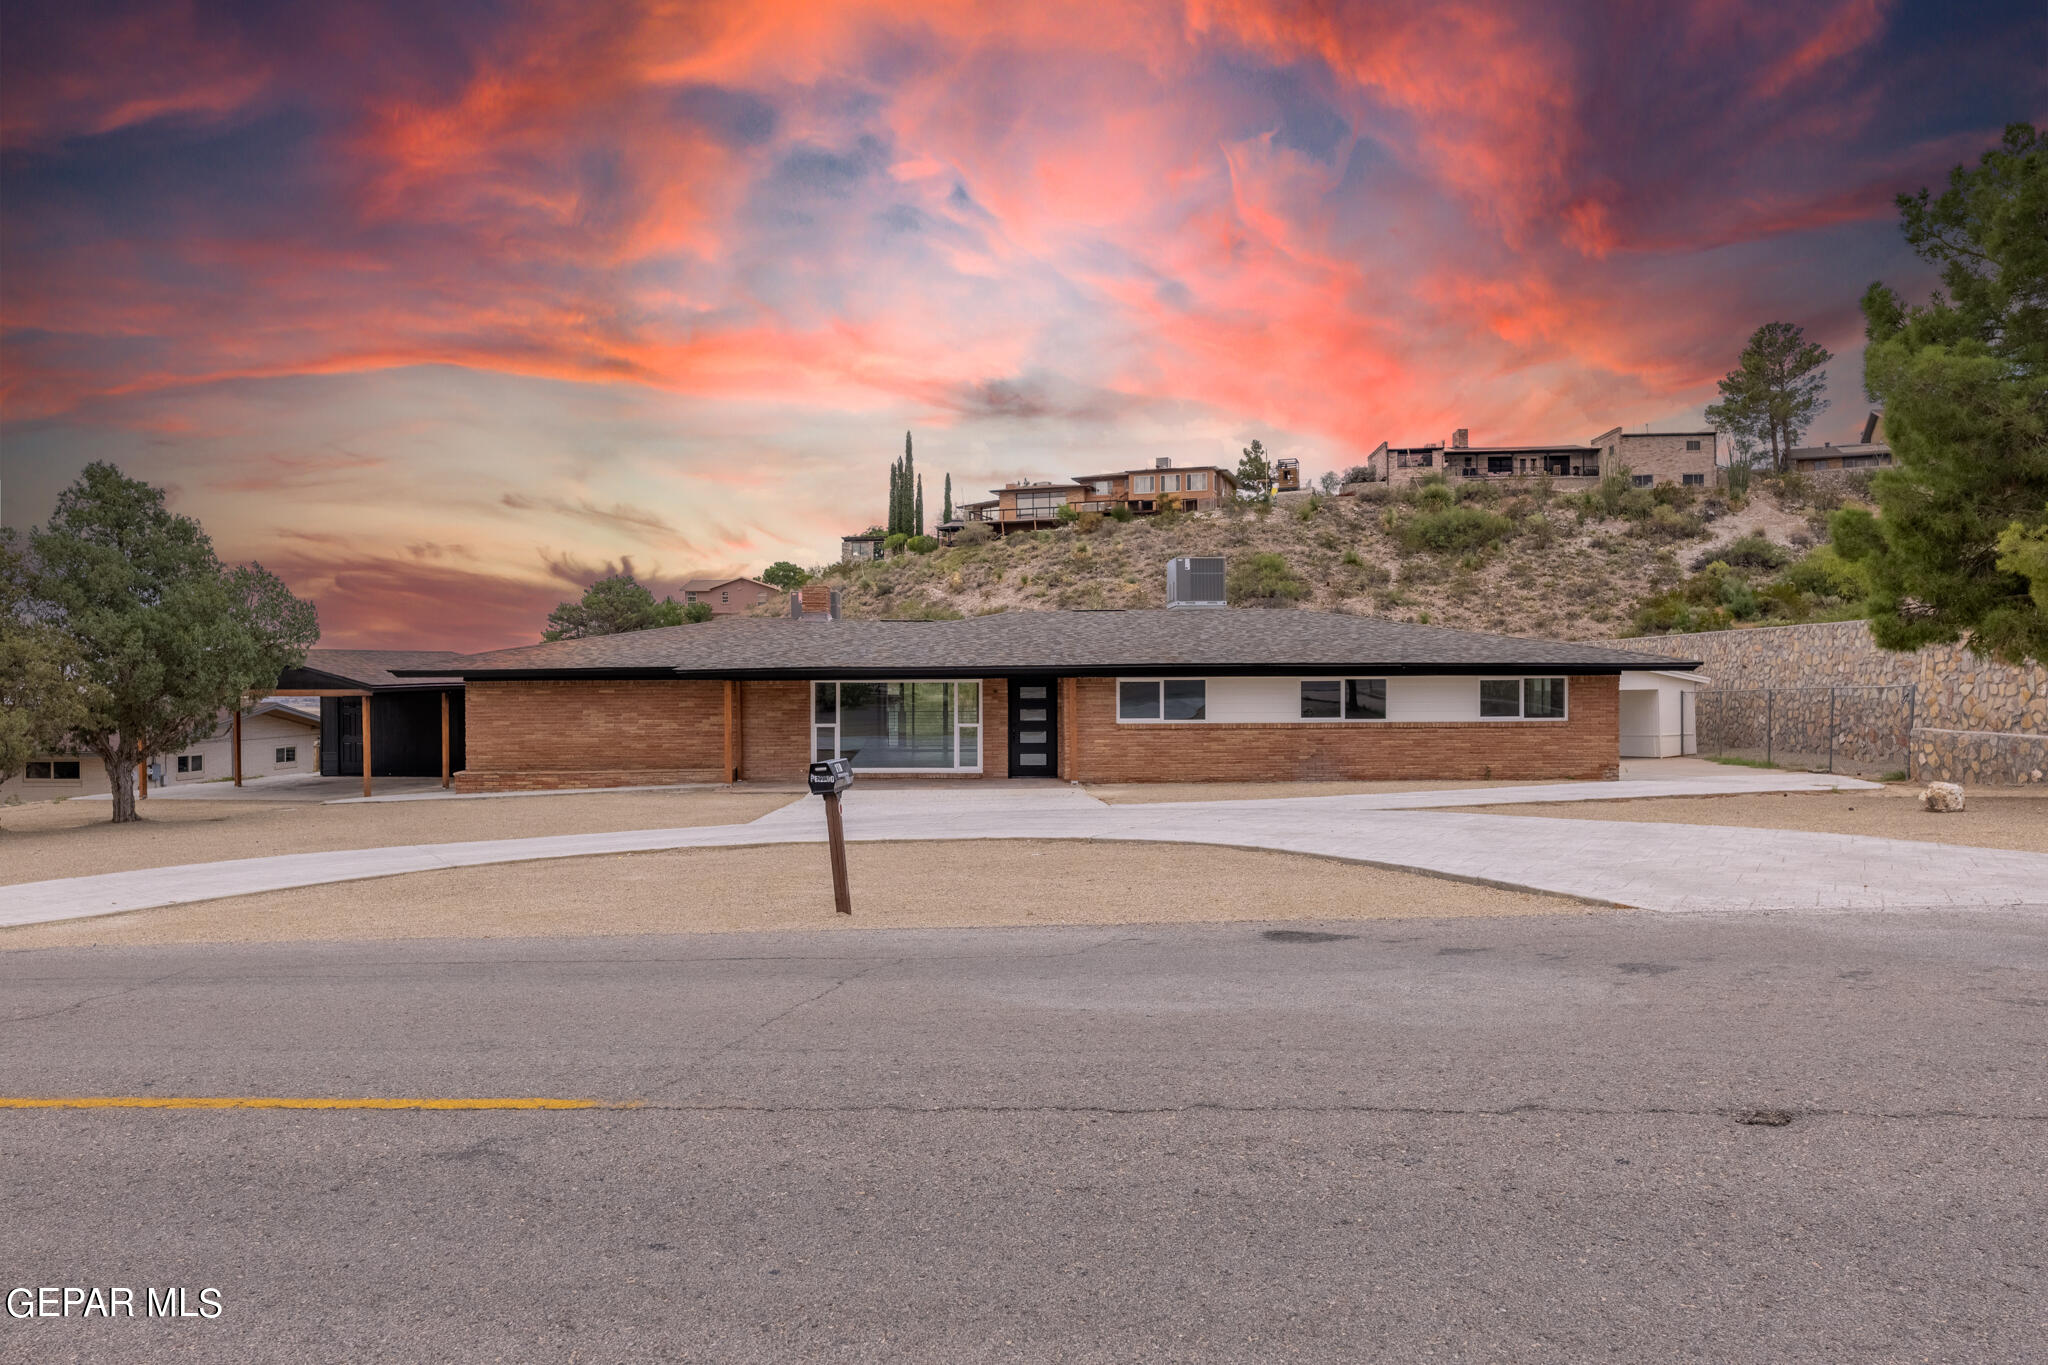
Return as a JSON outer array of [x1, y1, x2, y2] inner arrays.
[[807, 758, 853, 796]]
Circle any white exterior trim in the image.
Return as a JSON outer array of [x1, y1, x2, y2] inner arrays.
[[1115, 675, 1571, 724]]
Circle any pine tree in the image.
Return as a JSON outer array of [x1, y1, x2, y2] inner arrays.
[[943, 473, 953, 522], [916, 474, 925, 536]]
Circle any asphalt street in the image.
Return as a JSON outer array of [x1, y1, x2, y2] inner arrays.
[[2, 910, 2043, 1362]]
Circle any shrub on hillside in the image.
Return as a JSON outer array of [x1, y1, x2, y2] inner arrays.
[[954, 521, 992, 546], [1396, 505, 1516, 554], [1227, 552, 1310, 605], [905, 535, 939, 554], [1693, 534, 1790, 572], [883, 532, 908, 554]]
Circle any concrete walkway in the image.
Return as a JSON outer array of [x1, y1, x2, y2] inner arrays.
[[7, 769, 2041, 930]]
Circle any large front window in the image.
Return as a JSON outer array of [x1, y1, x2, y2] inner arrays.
[[812, 681, 981, 771]]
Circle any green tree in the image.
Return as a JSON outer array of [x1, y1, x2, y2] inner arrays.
[[942, 473, 953, 522], [542, 573, 688, 641], [1236, 439, 1274, 496], [1703, 322, 1833, 471], [1834, 123, 2048, 665], [915, 473, 925, 536], [761, 561, 810, 591], [28, 463, 318, 823], [0, 528, 101, 794], [681, 601, 715, 624]]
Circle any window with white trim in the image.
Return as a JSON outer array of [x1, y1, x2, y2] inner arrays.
[[1297, 678, 1388, 719], [177, 754, 204, 773], [1117, 679, 1206, 721], [24, 760, 81, 781], [1681, 473, 1705, 486], [276, 746, 297, 764], [1133, 474, 1155, 493], [1480, 678, 1568, 719], [1631, 474, 1654, 487], [1186, 471, 1209, 491], [812, 681, 981, 771]]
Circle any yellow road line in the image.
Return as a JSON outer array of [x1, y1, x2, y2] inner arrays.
[[0, 1096, 642, 1111]]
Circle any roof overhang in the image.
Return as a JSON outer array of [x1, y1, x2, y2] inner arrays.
[[432, 660, 1702, 683]]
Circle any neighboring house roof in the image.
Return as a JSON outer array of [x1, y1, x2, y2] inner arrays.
[[1786, 441, 1889, 464], [252, 699, 323, 726], [281, 649, 467, 691], [841, 533, 887, 542], [394, 611, 1700, 681], [681, 577, 772, 593]]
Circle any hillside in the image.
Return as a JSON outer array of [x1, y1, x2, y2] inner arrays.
[[800, 473, 1873, 641]]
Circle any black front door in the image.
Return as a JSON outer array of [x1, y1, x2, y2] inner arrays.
[[1007, 677, 1058, 777], [334, 696, 363, 776]]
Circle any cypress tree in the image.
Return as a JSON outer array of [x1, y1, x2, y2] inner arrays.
[[902, 431, 915, 536], [915, 474, 925, 536], [943, 473, 952, 522]]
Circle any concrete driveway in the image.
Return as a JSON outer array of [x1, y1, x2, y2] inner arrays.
[[8, 768, 2045, 929]]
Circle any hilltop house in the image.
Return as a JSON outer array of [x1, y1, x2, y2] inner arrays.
[[1788, 412, 1893, 474], [391, 571, 1697, 791], [959, 458, 1240, 532], [681, 577, 779, 615], [1364, 427, 1719, 489]]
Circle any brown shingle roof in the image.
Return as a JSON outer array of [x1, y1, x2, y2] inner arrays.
[[392, 611, 1698, 680]]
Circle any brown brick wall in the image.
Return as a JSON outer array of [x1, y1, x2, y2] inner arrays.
[[457, 679, 724, 792], [1606, 432, 1718, 485], [1060, 674, 1620, 782], [740, 679, 810, 781]]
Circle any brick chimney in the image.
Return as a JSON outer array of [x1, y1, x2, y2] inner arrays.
[[1451, 428, 1469, 449], [790, 584, 839, 619]]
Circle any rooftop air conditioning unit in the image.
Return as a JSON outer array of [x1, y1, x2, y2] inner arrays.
[[1166, 556, 1226, 608]]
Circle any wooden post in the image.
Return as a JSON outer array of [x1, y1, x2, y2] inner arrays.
[[722, 680, 736, 784], [361, 694, 373, 799], [440, 692, 451, 789], [822, 790, 853, 916], [232, 709, 244, 787]]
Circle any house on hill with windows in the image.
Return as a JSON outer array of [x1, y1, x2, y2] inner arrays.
[[957, 458, 1240, 532], [1363, 427, 1720, 489]]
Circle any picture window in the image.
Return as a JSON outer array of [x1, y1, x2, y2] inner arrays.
[[24, 760, 81, 781], [1118, 679, 1206, 722]]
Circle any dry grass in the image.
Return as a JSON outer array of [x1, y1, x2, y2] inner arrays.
[[0, 790, 798, 885], [0, 840, 1600, 951], [1465, 785, 2048, 853]]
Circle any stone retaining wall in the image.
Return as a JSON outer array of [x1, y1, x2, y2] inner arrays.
[[1604, 621, 2047, 785]]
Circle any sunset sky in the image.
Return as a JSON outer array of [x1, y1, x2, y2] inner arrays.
[[3, 1, 2043, 649]]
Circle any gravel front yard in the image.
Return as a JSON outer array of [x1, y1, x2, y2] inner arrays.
[[1462, 785, 2048, 853], [0, 840, 1599, 950], [0, 790, 799, 885]]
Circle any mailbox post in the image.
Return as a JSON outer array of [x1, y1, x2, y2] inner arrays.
[[807, 759, 855, 916]]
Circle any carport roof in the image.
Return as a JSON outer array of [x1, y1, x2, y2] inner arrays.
[[282, 649, 468, 691], [392, 611, 1701, 681]]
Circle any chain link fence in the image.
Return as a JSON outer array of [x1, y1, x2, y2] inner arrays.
[[1694, 685, 1915, 778]]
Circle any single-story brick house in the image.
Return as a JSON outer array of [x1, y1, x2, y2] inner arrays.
[[396, 586, 1699, 791]]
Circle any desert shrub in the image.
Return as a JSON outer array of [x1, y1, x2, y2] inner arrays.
[[1454, 480, 1500, 505], [954, 521, 992, 546], [905, 535, 939, 554], [681, 601, 715, 623], [882, 532, 908, 554], [1631, 504, 1704, 541], [1519, 513, 1557, 548], [1295, 492, 1325, 522], [1107, 505, 1134, 523], [1397, 505, 1515, 554], [1694, 534, 1791, 572], [1724, 463, 1754, 501], [1341, 548, 1363, 566], [1779, 545, 1866, 600], [1227, 552, 1310, 604], [1076, 509, 1103, 534], [1054, 504, 1080, 525]]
